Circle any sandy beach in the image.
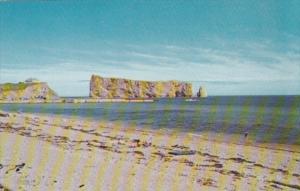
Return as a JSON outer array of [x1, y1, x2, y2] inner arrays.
[[0, 111, 299, 191]]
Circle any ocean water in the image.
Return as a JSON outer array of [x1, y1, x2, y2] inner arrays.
[[1, 96, 300, 145]]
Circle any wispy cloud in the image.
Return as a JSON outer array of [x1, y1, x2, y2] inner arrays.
[[1, 36, 299, 95]]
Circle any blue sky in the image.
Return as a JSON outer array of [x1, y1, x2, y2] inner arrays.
[[0, 0, 299, 96]]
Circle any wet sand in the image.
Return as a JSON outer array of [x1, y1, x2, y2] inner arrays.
[[0, 111, 299, 191]]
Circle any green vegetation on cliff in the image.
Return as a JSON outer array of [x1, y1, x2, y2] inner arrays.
[[1, 82, 29, 91]]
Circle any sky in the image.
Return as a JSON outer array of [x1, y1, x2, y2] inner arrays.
[[0, 0, 299, 96]]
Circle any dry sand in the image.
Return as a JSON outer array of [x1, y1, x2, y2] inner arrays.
[[0, 111, 299, 191]]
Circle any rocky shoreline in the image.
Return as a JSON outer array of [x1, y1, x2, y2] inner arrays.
[[0, 111, 299, 190]]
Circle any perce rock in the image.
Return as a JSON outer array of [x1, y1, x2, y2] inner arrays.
[[89, 74, 193, 99]]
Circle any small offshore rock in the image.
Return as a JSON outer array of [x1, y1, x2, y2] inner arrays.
[[168, 150, 196, 156]]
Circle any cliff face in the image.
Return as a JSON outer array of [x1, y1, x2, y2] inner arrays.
[[90, 75, 193, 98], [0, 82, 59, 101]]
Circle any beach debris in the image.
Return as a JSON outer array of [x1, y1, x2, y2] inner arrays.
[[0, 122, 10, 129], [116, 139, 125, 145], [214, 163, 223, 168], [0, 184, 12, 191], [179, 159, 194, 167], [215, 169, 245, 179], [293, 173, 300, 177], [132, 150, 145, 156], [228, 170, 243, 177], [16, 163, 26, 172], [197, 178, 216, 187], [132, 139, 140, 144], [196, 163, 223, 169], [78, 128, 95, 133], [270, 184, 282, 190], [5, 163, 26, 174], [199, 152, 219, 158], [179, 173, 188, 177], [152, 151, 166, 159], [79, 184, 85, 188], [205, 159, 219, 163], [171, 144, 189, 149], [251, 163, 290, 175], [274, 168, 289, 174], [0, 111, 9, 117], [130, 139, 141, 147], [253, 163, 264, 168], [227, 157, 255, 164], [88, 141, 110, 150], [142, 141, 152, 147], [268, 180, 300, 190], [98, 145, 108, 149], [168, 150, 196, 156]]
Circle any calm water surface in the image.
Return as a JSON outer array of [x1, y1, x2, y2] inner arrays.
[[1, 96, 300, 145]]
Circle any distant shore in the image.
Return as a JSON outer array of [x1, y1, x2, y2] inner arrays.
[[0, 110, 299, 190], [0, 97, 208, 104], [0, 98, 156, 104]]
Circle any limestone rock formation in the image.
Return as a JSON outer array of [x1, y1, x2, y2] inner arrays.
[[89, 74, 193, 98], [0, 81, 59, 101], [197, 86, 208, 98]]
